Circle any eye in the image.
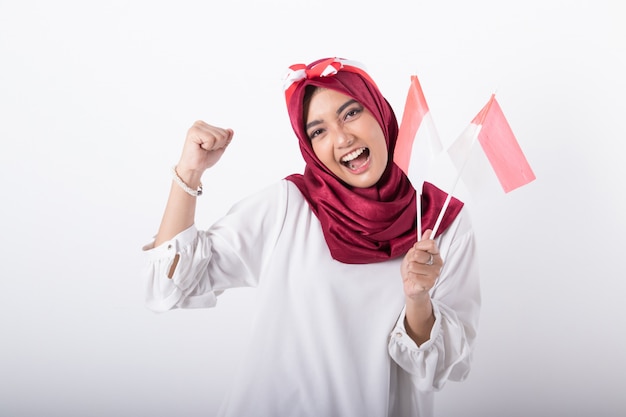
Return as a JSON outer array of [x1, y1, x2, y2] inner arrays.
[[307, 127, 324, 140], [344, 105, 363, 121]]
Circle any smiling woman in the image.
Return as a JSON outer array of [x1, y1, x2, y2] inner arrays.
[[142, 57, 480, 417], [305, 88, 388, 188]]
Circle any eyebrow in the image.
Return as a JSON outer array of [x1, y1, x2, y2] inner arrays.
[[305, 99, 359, 131], [337, 99, 358, 115]]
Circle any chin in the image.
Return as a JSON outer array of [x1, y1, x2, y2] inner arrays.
[[345, 177, 379, 189]]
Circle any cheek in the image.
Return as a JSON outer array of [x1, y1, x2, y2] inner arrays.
[[310, 141, 322, 160], [311, 140, 332, 164], [375, 153, 389, 178], [373, 130, 389, 162], [380, 152, 389, 168]]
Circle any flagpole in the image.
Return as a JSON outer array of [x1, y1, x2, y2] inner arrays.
[[430, 122, 482, 238], [416, 190, 423, 241], [417, 103, 450, 241]]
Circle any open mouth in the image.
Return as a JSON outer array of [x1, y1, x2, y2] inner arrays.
[[341, 147, 370, 170]]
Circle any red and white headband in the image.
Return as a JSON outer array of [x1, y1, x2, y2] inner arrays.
[[282, 57, 378, 105]]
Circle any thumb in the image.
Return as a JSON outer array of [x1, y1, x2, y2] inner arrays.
[[421, 229, 434, 241]]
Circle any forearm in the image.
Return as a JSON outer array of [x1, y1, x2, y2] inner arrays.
[[154, 168, 203, 247], [151, 122, 233, 247], [404, 294, 435, 346]]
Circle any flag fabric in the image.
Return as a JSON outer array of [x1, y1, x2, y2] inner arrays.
[[448, 94, 536, 195], [394, 75, 443, 193], [393, 79, 535, 237]]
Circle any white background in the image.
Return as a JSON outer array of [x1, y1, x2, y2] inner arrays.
[[1, 1, 625, 416]]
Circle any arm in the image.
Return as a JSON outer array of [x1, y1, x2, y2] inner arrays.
[[142, 121, 234, 312], [154, 121, 233, 247], [144, 180, 291, 312], [389, 210, 481, 391]]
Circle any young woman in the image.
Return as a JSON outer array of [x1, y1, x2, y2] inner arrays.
[[143, 57, 480, 417]]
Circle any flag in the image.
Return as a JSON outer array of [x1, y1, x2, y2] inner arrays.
[[394, 75, 443, 192], [448, 94, 536, 196], [394, 75, 446, 240]]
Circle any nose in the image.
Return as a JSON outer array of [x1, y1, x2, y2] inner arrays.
[[333, 126, 354, 148]]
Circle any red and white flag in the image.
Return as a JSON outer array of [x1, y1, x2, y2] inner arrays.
[[429, 94, 536, 237], [394, 75, 445, 240], [394, 75, 443, 193], [448, 94, 536, 199]]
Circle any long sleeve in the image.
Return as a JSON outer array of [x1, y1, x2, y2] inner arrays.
[[387, 208, 481, 393], [141, 180, 480, 417], [142, 181, 289, 313]]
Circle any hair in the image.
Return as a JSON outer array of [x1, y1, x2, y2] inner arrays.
[[301, 85, 319, 139]]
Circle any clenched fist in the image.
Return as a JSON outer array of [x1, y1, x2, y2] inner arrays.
[[175, 121, 234, 185]]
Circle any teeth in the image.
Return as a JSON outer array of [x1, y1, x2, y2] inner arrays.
[[341, 148, 365, 163]]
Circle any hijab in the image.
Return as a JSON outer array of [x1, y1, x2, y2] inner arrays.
[[283, 58, 463, 264]]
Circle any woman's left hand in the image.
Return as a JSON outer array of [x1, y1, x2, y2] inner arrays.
[[400, 229, 442, 301]]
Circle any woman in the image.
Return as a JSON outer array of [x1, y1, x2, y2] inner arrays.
[[143, 57, 480, 417]]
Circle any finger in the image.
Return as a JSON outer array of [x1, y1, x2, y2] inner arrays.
[[413, 231, 440, 256], [197, 127, 233, 151], [406, 268, 440, 294], [211, 127, 234, 149], [407, 255, 432, 272], [409, 246, 442, 269]]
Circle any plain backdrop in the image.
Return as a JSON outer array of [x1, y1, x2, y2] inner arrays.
[[1, 1, 625, 416]]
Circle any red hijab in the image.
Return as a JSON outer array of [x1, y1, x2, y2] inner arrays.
[[284, 58, 462, 264]]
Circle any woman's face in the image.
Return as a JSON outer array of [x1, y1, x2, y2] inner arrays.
[[304, 88, 388, 188]]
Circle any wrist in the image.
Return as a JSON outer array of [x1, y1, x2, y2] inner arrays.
[[171, 165, 203, 196], [404, 297, 435, 346], [174, 165, 203, 188], [405, 295, 434, 324]]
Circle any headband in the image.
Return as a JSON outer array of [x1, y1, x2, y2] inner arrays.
[[282, 57, 378, 107]]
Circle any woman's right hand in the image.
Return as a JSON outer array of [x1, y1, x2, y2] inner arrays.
[[175, 120, 234, 184]]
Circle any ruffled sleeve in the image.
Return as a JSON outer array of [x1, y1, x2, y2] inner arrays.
[[387, 208, 481, 392], [142, 181, 289, 313]]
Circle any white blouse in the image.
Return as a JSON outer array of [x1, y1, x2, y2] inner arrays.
[[143, 179, 481, 417]]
